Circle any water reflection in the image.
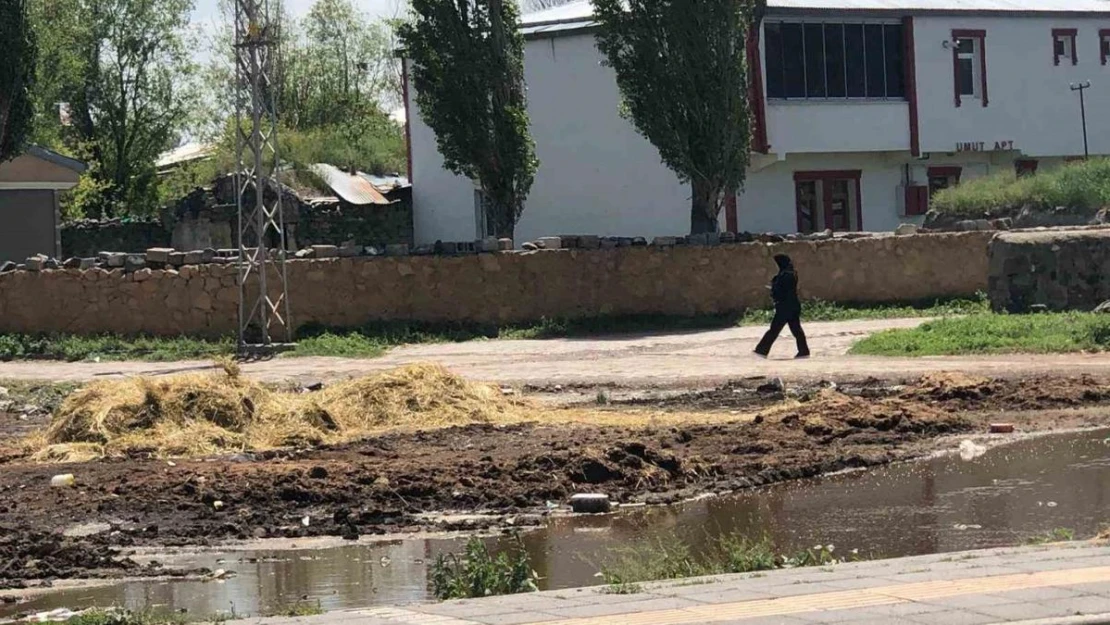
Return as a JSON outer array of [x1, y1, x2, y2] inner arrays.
[[6, 427, 1110, 617]]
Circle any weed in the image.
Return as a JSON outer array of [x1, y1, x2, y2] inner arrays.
[[1025, 528, 1076, 545], [851, 313, 1110, 356], [430, 537, 539, 600], [932, 157, 1110, 218], [264, 599, 324, 617], [595, 389, 610, 405], [596, 534, 866, 587], [601, 581, 644, 595]]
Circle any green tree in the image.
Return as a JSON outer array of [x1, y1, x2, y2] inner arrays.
[[399, 0, 538, 239], [592, 0, 763, 234], [0, 0, 37, 162], [27, 0, 196, 217]]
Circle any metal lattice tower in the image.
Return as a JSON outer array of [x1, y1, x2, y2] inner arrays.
[[233, 0, 292, 349]]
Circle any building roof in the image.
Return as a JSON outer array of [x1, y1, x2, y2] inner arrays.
[[156, 142, 217, 169], [25, 146, 86, 173], [309, 163, 393, 205], [522, 0, 1110, 34]]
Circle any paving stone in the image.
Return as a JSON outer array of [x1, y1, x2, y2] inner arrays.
[[919, 593, 1018, 610], [906, 610, 999, 625], [467, 612, 558, 625], [672, 587, 777, 604], [1068, 581, 1110, 597], [795, 608, 920, 624], [972, 600, 1082, 621], [539, 596, 700, 619], [1062, 594, 1110, 615], [409, 602, 529, 619], [713, 616, 812, 625], [990, 586, 1089, 603]]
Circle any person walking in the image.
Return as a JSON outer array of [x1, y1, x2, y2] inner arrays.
[[754, 254, 810, 359]]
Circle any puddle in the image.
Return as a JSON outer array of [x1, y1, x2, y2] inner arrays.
[[5, 428, 1110, 617]]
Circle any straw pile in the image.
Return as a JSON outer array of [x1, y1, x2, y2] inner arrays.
[[27, 362, 533, 461]]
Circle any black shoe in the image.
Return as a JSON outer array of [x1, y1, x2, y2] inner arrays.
[[753, 349, 768, 358], [795, 352, 810, 359]]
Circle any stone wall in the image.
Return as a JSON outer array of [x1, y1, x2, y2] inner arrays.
[[61, 220, 171, 257], [988, 229, 1110, 313], [0, 231, 993, 337]]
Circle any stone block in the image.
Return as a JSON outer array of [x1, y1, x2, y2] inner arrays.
[[101, 252, 127, 268], [537, 236, 562, 250], [24, 255, 47, 271], [577, 235, 601, 250], [412, 245, 434, 255], [386, 243, 409, 256], [600, 238, 618, 250], [79, 258, 97, 270], [63, 258, 82, 269], [312, 245, 339, 258], [631, 236, 648, 246], [437, 241, 457, 255], [720, 231, 737, 244], [498, 238, 514, 251], [0, 261, 15, 273], [521, 242, 539, 251], [168, 252, 186, 267], [895, 223, 919, 236], [479, 236, 500, 253], [202, 248, 218, 263], [124, 255, 146, 272], [364, 246, 383, 256], [456, 241, 476, 254], [183, 250, 204, 265], [652, 236, 677, 246], [338, 244, 360, 258], [145, 248, 174, 263]]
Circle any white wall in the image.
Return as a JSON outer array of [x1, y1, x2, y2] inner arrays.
[[738, 152, 908, 233], [914, 16, 1110, 158], [767, 101, 911, 154], [408, 34, 688, 246]]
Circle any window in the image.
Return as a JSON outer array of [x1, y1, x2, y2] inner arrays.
[[1100, 29, 1110, 65], [952, 30, 987, 107], [927, 166, 962, 196], [1015, 159, 1038, 177], [794, 171, 863, 233], [1053, 28, 1078, 66], [765, 21, 906, 100]]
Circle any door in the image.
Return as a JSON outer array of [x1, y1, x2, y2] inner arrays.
[[0, 189, 57, 263]]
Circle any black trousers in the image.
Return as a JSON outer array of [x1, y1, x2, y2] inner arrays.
[[754, 310, 810, 356]]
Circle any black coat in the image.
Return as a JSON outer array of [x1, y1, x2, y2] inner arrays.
[[770, 268, 801, 315]]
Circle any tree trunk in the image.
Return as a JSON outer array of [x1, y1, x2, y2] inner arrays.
[[487, 198, 515, 241], [690, 177, 721, 234]]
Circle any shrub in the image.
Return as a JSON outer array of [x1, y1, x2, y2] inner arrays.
[[931, 157, 1110, 218], [430, 537, 539, 600]]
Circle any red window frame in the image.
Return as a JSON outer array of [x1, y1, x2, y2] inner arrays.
[[793, 170, 863, 234], [1100, 29, 1110, 65], [1053, 28, 1078, 66], [952, 29, 988, 108]]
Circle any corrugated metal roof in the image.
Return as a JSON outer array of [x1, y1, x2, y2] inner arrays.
[[521, 0, 1110, 32], [309, 163, 392, 205], [156, 142, 216, 168]]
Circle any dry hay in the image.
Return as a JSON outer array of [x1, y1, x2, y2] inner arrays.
[[27, 362, 534, 461]]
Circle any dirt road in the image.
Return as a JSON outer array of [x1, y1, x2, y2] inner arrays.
[[1, 318, 1109, 386]]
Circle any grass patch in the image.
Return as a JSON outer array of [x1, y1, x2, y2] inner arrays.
[[61, 608, 236, 625], [851, 312, 1110, 356], [262, 600, 324, 617], [0, 379, 81, 413], [430, 537, 539, 600], [0, 296, 986, 363], [598, 534, 860, 591], [1025, 528, 1076, 545], [931, 157, 1110, 219]]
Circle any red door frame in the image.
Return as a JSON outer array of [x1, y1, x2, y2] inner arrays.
[[793, 170, 863, 233]]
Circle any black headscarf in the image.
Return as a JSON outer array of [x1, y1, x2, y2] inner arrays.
[[773, 254, 793, 270]]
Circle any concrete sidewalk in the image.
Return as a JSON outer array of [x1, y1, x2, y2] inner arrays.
[[239, 542, 1110, 625]]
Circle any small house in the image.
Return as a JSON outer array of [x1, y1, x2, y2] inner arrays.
[[0, 146, 86, 263]]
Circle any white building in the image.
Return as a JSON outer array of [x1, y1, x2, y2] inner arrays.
[[404, 0, 1110, 244]]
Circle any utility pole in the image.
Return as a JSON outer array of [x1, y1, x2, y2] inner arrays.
[[1070, 81, 1091, 160], [234, 0, 292, 351]]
